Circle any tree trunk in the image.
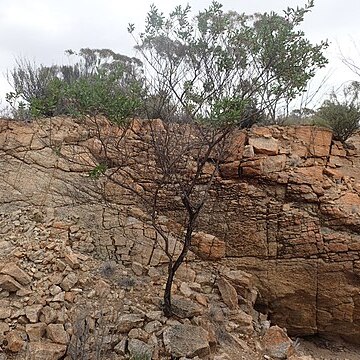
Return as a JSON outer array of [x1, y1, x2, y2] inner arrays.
[[163, 262, 175, 317], [162, 220, 195, 317]]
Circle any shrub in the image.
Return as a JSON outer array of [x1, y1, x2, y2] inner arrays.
[[6, 49, 144, 123], [29, 77, 65, 117], [65, 67, 142, 123], [317, 82, 360, 142], [7, 58, 58, 103]]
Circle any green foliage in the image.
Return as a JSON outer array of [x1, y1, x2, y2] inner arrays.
[[64, 68, 142, 123], [6, 49, 144, 123], [208, 97, 262, 127], [51, 145, 62, 157], [29, 78, 65, 117], [129, 0, 328, 125], [89, 163, 108, 179], [317, 82, 360, 142]]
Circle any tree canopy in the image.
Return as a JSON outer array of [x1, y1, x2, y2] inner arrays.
[[129, 0, 328, 124], [6, 1, 328, 127]]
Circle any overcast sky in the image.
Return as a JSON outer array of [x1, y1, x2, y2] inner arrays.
[[1, 0, 360, 107]]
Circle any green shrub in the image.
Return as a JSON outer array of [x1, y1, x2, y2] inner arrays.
[[29, 77, 65, 117], [65, 67, 142, 123], [6, 49, 144, 123], [317, 82, 360, 142], [88, 163, 108, 179]]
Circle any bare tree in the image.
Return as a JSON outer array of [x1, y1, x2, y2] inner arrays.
[[82, 117, 232, 316], [134, 122, 231, 316]]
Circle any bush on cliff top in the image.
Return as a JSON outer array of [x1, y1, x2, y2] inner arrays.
[[317, 82, 360, 142], [6, 49, 144, 123]]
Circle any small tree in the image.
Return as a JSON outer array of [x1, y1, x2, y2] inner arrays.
[[317, 82, 360, 142], [128, 0, 328, 123], [87, 0, 329, 317], [90, 120, 232, 317]]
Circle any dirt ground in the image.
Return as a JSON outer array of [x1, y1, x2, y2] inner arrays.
[[298, 336, 360, 360]]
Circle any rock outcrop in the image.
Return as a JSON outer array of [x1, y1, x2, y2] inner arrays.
[[1, 116, 360, 353], [207, 125, 360, 343]]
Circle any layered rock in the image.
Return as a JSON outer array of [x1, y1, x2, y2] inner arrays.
[[1, 116, 360, 347], [203, 125, 360, 343]]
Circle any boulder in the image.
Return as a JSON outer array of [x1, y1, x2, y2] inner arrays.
[[219, 161, 240, 179], [172, 296, 204, 318], [39, 306, 58, 324], [163, 325, 210, 358], [217, 278, 238, 310], [5, 330, 25, 352], [191, 232, 225, 260], [25, 304, 43, 323], [262, 326, 294, 359], [0, 300, 11, 319], [63, 251, 80, 269], [0, 274, 23, 292], [114, 337, 127, 355], [47, 324, 69, 344], [26, 323, 47, 341], [248, 136, 279, 155], [27, 342, 67, 360], [60, 272, 78, 291], [128, 338, 153, 359], [0, 262, 31, 285], [117, 314, 144, 333], [228, 309, 254, 335]]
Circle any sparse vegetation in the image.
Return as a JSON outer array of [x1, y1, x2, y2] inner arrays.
[[89, 163, 108, 179], [317, 82, 360, 142], [6, 49, 144, 122]]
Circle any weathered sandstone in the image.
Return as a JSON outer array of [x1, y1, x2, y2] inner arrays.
[[1, 116, 360, 351]]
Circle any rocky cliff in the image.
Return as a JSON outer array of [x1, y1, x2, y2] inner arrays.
[[213, 126, 360, 342], [1, 116, 360, 355]]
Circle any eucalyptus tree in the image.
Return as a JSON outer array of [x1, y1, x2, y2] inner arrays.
[[129, 0, 328, 123], [123, 0, 329, 316]]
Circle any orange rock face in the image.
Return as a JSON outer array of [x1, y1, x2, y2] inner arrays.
[[191, 232, 226, 260], [2, 117, 360, 345]]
